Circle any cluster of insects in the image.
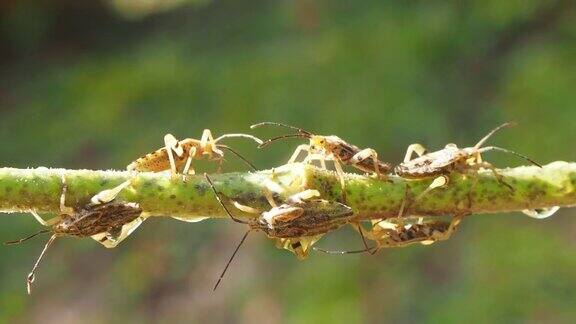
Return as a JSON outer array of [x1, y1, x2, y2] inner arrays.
[[7, 124, 543, 292]]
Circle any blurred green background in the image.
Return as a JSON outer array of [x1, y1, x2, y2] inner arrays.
[[1, 0, 576, 323]]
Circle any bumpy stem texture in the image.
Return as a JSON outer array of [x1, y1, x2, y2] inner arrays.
[[0, 162, 575, 221]]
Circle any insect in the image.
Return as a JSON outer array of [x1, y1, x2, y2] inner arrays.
[[204, 173, 354, 290], [251, 122, 392, 191], [395, 122, 542, 194], [127, 129, 263, 178], [251, 122, 390, 252], [315, 215, 464, 255], [5, 177, 143, 294], [367, 215, 463, 250]]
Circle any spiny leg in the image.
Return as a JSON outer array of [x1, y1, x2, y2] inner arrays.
[[26, 234, 57, 294], [403, 143, 427, 163]]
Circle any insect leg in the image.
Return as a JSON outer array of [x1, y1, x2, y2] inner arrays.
[[182, 146, 197, 182], [26, 234, 57, 294], [355, 222, 372, 253], [90, 179, 133, 205], [287, 189, 320, 204], [431, 214, 464, 242], [333, 159, 347, 202], [350, 148, 381, 176], [473, 162, 514, 192], [287, 144, 311, 164], [164, 134, 184, 176], [28, 210, 59, 227], [403, 144, 427, 163], [416, 175, 448, 200], [313, 222, 376, 256]]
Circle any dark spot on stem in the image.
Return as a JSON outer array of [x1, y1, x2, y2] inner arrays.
[[170, 194, 176, 199], [194, 184, 207, 196]]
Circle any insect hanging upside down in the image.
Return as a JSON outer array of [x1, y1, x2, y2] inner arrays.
[[314, 215, 465, 255], [127, 129, 263, 178], [204, 173, 355, 290], [395, 122, 542, 195], [5, 176, 144, 294]]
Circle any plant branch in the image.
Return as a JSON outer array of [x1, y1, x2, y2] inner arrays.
[[0, 162, 575, 221]]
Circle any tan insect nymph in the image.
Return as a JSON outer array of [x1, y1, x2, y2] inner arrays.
[[127, 129, 263, 177]]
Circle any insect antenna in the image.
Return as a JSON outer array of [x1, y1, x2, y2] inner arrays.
[[258, 133, 310, 148], [474, 122, 516, 149], [250, 122, 312, 136], [216, 144, 258, 171], [213, 133, 263, 145], [204, 174, 249, 225], [213, 229, 250, 291], [26, 234, 57, 294], [4, 229, 50, 245], [479, 146, 543, 167]]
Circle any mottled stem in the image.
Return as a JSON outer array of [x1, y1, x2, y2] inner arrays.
[[0, 162, 575, 221]]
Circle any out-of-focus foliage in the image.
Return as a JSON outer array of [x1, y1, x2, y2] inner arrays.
[[0, 0, 575, 322]]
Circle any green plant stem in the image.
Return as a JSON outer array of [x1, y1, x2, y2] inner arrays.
[[0, 162, 575, 221]]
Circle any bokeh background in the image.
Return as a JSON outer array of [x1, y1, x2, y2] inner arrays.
[[1, 1, 576, 323]]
